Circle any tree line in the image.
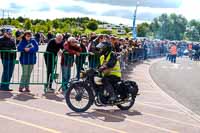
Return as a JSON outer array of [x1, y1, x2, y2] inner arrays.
[[0, 17, 100, 35], [0, 13, 200, 41], [137, 13, 200, 42]]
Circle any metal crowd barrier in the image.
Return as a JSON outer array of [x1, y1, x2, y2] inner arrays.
[[53, 52, 100, 87], [0, 47, 166, 92], [0, 50, 100, 92], [0, 50, 54, 85], [127, 46, 168, 62]]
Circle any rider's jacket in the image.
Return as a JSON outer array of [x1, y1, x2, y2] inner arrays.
[[100, 51, 121, 78]]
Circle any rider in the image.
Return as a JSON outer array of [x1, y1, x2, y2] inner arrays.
[[97, 41, 122, 101]]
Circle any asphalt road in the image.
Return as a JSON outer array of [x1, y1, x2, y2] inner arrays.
[[150, 57, 200, 116], [1, 57, 200, 133]]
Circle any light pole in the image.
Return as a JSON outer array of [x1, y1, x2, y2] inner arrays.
[[133, 1, 140, 39]]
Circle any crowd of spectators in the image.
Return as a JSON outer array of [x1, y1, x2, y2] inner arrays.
[[0, 28, 197, 92]]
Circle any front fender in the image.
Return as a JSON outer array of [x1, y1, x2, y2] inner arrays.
[[69, 81, 95, 93]]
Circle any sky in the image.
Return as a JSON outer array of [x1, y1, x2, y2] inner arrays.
[[0, 0, 200, 26]]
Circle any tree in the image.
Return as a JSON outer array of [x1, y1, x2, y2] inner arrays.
[[24, 19, 32, 30], [17, 16, 25, 23], [46, 21, 52, 31], [150, 18, 160, 38], [11, 19, 21, 28], [87, 21, 98, 31], [52, 19, 60, 29], [0, 19, 3, 25], [33, 24, 48, 33], [137, 23, 150, 37], [185, 20, 200, 41], [150, 13, 187, 40], [124, 27, 131, 34], [170, 14, 187, 40]]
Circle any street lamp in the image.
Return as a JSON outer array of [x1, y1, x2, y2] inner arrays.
[[132, 1, 140, 39]]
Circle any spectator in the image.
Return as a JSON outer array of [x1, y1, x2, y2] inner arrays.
[[35, 32, 41, 45], [110, 36, 121, 53], [170, 43, 177, 63], [64, 33, 71, 41], [47, 31, 54, 42], [17, 31, 38, 92], [143, 40, 148, 60], [87, 33, 99, 68], [188, 43, 193, 60], [75, 37, 87, 80], [127, 39, 133, 62], [61, 37, 81, 91], [119, 38, 127, 71], [44, 33, 64, 93], [40, 32, 46, 45], [15, 30, 23, 45], [0, 29, 16, 91]]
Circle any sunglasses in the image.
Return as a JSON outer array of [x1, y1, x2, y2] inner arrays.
[[71, 41, 78, 44]]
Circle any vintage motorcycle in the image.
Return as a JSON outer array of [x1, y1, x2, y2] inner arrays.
[[65, 69, 139, 112]]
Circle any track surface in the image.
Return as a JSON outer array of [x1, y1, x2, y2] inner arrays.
[[150, 58, 200, 116], [1, 52, 200, 133]]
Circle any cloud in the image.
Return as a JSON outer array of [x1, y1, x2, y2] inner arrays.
[[8, 2, 25, 12], [80, 0, 182, 8], [1, 0, 199, 26], [56, 5, 94, 14], [137, 12, 161, 21], [37, 5, 51, 12], [101, 9, 161, 21], [9, 2, 25, 9]]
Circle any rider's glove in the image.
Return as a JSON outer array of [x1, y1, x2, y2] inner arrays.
[[99, 66, 106, 72]]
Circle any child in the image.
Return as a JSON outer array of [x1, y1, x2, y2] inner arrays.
[[17, 31, 38, 92]]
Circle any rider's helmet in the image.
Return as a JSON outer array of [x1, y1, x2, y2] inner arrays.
[[96, 41, 112, 57]]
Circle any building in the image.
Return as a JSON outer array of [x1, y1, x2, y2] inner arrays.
[[0, 25, 17, 31]]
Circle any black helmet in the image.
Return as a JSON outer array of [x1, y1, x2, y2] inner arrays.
[[96, 42, 112, 56]]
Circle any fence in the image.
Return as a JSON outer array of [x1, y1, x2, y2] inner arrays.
[[127, 47, 167, 62], [0, 47, 167, 92], [0, 50, 54, 85]]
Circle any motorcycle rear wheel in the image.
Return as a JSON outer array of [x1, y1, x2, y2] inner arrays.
[[117, 94, 135, 110]]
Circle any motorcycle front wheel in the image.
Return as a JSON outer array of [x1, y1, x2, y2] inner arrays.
[[65, 83, 94, 112]]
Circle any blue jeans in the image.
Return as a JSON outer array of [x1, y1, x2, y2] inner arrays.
[[0, 60, 15, 90], [144, 50, 148, 60], [76, 63, 84, 80], [166, 54, 170, 61], [171, 55, 177, 63], [120, 55, 126, 70], [128, 52, 133, 62], [62, 66, 71, 91]]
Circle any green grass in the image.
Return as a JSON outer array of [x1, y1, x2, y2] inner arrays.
[[84, 28, 132, 38]]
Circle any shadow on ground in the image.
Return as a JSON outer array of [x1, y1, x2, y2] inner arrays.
[[66, 109, 142, 122], [0, 92, 13, 101], [42, 93, 65, 102], [13, 93, 37, 101]]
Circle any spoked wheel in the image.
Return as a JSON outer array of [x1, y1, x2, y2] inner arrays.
[[65, 83, 94, 112], [117, 94, 135, 110]]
